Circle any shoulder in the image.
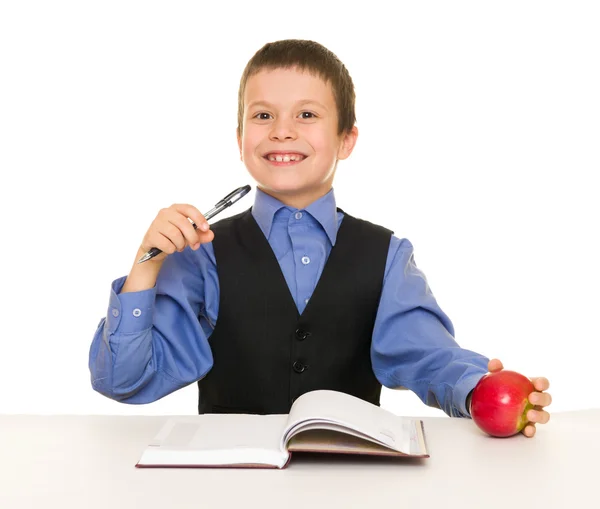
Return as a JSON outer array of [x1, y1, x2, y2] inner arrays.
[[338, 208, 394, 237], [209, 208, 252, 234], [336, 208, 416, 251], [387, 235, 415, 262]]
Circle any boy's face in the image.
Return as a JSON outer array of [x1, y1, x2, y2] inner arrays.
[[238, 67, 357, 208]]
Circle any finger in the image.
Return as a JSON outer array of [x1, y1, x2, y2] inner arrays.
[[488, 358, 504, 372], [149, 231, 180, 255], [173, 204, 210, 232], [161, 221, 187, 251], [168, 213, 204, 249], [527, 408, 550, 425], [531, 377, 550, 392], [193, 229, 214, 249], [529, 391, 552, 407], [521, 424, 536, 438]]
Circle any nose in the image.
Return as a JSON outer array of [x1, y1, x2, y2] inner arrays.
[[269, 115, 297, 141]]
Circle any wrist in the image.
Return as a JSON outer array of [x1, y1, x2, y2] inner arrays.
[[121, 248, 164, 293], [466, 389, 474, 416]]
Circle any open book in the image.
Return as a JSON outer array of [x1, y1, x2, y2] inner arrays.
[[136, 390, 430, 469]]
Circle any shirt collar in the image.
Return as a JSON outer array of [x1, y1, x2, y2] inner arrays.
[[251, 187, 340, 245]]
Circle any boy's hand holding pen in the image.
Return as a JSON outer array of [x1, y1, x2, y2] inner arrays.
[[137, 203, 214, 264], [121, 186, 251, 294], [136, 185, 251, 265]]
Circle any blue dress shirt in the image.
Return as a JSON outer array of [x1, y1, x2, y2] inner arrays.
[[89, 188, 489, 417]]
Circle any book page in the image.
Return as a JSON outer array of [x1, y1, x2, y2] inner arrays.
[[287, 428, 416, 456], [283, 420, 398, 447], [283, 390, 427, 456], [137, 414, 290, 468]]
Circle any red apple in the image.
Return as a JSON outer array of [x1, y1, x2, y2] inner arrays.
[[470, 370, 535, 437]]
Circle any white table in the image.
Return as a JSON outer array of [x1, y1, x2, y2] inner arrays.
[[1, 409, 597, 509]]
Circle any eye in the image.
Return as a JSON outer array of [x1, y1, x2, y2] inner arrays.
[[299, 111, 316, 119], [253, 112, 272, 120]]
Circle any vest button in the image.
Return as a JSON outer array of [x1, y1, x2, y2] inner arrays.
[[295, 328, 310, 341], [292, 361, 307, 373]]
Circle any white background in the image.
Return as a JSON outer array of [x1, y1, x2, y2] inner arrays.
[[1, 1, 598, 417]]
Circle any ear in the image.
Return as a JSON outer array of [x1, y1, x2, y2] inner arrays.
[[337, 125, 358, 160], [237, 129, 243, 161]]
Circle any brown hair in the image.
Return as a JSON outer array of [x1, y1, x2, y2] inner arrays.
[[237, 39, 356, 137]]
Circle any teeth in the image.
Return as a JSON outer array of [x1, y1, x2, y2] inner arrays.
[[267, 154, 305, 162]]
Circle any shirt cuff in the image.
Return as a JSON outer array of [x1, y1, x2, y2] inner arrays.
[[105, 276, 156, 334], [454, 373, 486, 417]]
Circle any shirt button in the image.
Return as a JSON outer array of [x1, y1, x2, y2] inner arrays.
[[132, 308, 142, 317], [111, 309, 119, 317], [301, 256, 310, 265], [295, 212, 303, 220], [304, 298, 310, 305]]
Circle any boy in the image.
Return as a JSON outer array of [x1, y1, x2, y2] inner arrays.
[[89, 39, 551, 437]]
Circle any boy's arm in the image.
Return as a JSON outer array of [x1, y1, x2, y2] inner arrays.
[[371, 237, 489, 418], [88, 244, 218, 404]]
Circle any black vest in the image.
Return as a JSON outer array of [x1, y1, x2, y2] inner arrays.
[[197, 207, 392, 414]]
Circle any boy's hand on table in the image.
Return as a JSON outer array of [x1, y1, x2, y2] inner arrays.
[[488, 358, 552, 438]]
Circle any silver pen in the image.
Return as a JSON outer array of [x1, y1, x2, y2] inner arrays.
[[137, 185, 252, 263]]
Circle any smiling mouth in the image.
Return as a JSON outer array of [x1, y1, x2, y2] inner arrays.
[[263, 153, 307, 164]]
